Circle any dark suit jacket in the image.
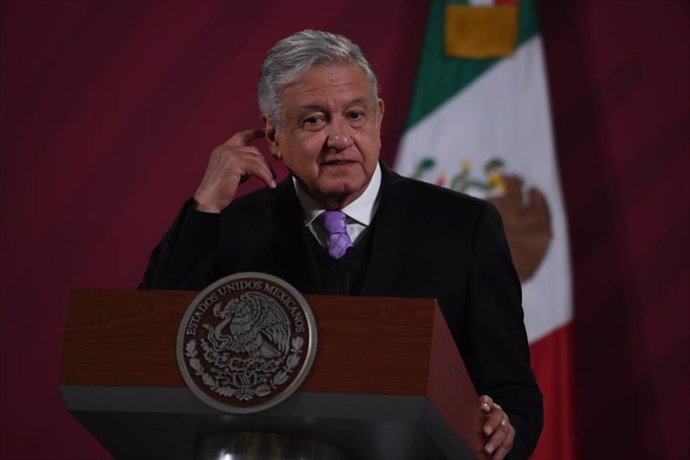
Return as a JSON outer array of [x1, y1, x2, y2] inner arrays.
[[141, 164, 543, 459]]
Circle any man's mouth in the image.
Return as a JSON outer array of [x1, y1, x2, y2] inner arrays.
[[322, 160, 355, 166]]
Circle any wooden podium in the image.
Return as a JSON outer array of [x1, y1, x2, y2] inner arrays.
[[60, 289, 484, 459]]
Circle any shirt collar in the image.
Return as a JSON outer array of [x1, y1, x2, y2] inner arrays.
[[293, 162, 382, 226]]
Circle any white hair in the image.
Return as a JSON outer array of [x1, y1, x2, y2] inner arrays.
[[258, 30, 379, 126]]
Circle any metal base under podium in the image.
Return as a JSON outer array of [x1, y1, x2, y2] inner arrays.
[[62, 386, 476, 460], [195, 432, 348, 460]]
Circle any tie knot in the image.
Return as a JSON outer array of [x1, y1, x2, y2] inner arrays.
[[320, 210, 348, 235]]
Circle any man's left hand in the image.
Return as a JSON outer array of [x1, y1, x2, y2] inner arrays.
[[479, 394, 515, 459]]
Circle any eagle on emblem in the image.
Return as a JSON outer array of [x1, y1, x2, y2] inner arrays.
[[202, 292, 291, 359]]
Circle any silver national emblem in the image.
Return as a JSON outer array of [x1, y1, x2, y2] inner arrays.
[[177, 272, 317, 413]]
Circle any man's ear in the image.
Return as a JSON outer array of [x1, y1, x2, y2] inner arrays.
[[376, 98, 385, 128], [262, 115, 282, 160]]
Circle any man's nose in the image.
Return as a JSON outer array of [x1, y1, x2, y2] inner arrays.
[[326, 119, 353, 150]]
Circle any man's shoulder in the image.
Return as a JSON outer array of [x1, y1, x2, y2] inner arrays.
[[221, 178, 295, 218], [382, 166, 488, 214]]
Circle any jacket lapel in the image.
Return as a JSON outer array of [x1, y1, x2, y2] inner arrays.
[[266, 179, 318, 292], [361, 164, 416, 296]]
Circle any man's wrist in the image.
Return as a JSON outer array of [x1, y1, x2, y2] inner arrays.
[[193, 197, 223, 214]]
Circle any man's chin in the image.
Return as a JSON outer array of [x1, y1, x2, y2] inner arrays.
[[313, 182, 367, 208]]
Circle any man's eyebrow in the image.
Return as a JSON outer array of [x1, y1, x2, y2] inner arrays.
[[345, 97, 368, 107], [297, 98, 370, 113]]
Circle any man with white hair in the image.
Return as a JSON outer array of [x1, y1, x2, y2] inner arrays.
[[142, 30, 542, 459]]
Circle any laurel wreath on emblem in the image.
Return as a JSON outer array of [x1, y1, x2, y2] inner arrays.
[[185, 332, 304, 402]]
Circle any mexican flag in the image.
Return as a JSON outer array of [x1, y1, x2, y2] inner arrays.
[[395, 0, 576, 458]]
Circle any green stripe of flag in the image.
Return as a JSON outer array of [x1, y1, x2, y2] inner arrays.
[[404, 0, 540, 130]]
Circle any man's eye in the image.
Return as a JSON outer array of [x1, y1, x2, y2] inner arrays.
[[348, 111, 365, 121], [303, 116, 325, 129]]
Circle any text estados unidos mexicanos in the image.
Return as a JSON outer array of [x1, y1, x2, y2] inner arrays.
[[185, 279, 305, 336]]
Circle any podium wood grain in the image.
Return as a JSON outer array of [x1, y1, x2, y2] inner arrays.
[[61, 290, 436, 394]]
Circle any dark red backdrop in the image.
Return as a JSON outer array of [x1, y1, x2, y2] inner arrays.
[[0, 1, 687, 459]]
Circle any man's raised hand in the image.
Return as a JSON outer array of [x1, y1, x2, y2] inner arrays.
[[193, 128, 276, 213]]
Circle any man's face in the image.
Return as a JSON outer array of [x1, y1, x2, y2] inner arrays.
[[264, 64, 384, 209]]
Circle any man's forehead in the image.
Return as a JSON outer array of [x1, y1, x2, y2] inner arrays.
[[283, 64, 367, 91], [282, 66, 372, 105], [295, 97, 370, 112]]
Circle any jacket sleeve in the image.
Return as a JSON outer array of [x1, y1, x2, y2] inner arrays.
[[461, 202, 544, 459], [139, 199, 220, 290]]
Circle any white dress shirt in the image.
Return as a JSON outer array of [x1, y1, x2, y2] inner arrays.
[[293, 163, 382, 248]]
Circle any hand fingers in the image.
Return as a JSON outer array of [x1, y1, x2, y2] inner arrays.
[[478, 396, 514, 459], [492, 441, 513, 460], [479, 395, 493, 413], [236, 150, 276, 188], [485, 418, 508, 456], [491, 422, 515, 460], [267, 159, 277, 181], [194, 140, 275, 212], [211, 139, 276, 186], [482, 403, 504, 436], [220, 129, 275, 187], [225, 128, 266, 146]]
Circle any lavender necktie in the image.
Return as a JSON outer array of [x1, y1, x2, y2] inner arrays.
[[319, 210, 353, 259]]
